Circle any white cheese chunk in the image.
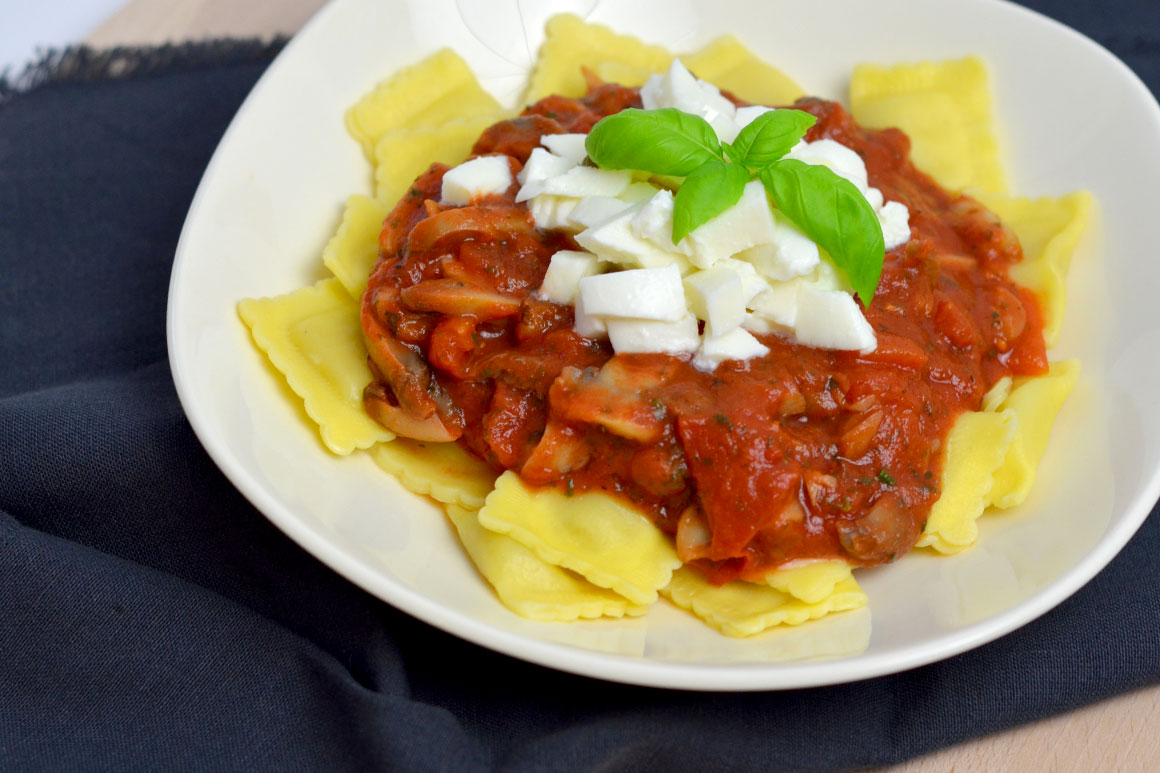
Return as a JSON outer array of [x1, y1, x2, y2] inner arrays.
[[684, 264, 745, 337], [572, 291, 608, 338], [786, 139, 870, 194], [640, 59, 740, 143], [693, 328, 770, 371], [879, 200, 911, 250], [527, 194, 580, 232], [441, 156, 513, 205], [606, 314, 700, 355], [793, 284, 877, 353], [538, 166, 631, 200], [541, 133, 589, 164], [575, 203, 692, 272], [684, 181, 778, 268], [716, 257, 768, 304], [630, 190, 693, 256], [746, 281, 802, 330], [569, 196, 633, 229], [517, 148, 573, 189], [578, 264, 687, 321], [736, 210, 820, 281], [539, 250, 601, 304]]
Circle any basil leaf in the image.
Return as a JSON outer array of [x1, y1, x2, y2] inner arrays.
[[760, 159, 885, 304], [725, 109, 817, 169], [585, 108, 723, 177], [672, 161, 749, 243]]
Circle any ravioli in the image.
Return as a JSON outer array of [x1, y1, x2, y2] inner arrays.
[[850, 57, 1006, 193], [238, 278, 392, 454], [373, 114, 505, 208], [477, 471, 681, 606], [446, 505, 646, 621], [522, 14, 673, 102], [662, 567, 867, 637], [369, 438, 497, 511], [322, 195, 391, 300], [346, 48, 501, 160], [974, 191, 1093, 346]]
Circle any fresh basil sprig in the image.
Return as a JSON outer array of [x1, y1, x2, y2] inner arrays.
[[584, 107, 885, 305]]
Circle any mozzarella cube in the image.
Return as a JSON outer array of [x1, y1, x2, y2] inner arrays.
[[539, 250, 601, 304], [787, 139, 870, 194], [793, 285, 877, 353], [693, 328, 771, 371], [606, 314, 700, 355], [527, 194, 580, 232], [641, 59, 740, 143], [569, 196, 633, 229], [630, 190, 693, 255], [879, 200, 911, 250], [685, 181, 778, 268], [572, 291, 608, 338], [734, 105, 774, 131], [578, 264, 688, 321], [737, 211, 820, 281], [864, 186, 885, 210], [747, 280, 802, 330], [541, 133, 589, 164], [716, 257, 768, 304], [684, 264, 746, 337], [518, 147, 572, 185], [575, 203, 690, 271], [538, 166, 631, 200], [441, 156, 513, 205]]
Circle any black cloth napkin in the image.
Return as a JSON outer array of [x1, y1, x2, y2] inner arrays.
[[2, 2, 1158, 770]]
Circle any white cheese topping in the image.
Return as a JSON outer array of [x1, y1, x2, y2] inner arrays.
[[485, 62, 920, 368], [440, 156, 512, 206], [539, 251, 601, 305], [578, 264, 688, 322]]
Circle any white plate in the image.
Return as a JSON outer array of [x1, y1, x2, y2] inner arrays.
[[168, 0, 1160, 690]]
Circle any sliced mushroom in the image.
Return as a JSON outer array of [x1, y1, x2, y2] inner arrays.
[[363, 382, 460, 442]]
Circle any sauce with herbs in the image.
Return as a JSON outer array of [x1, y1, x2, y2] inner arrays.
[[360, 84, 1047, 584]]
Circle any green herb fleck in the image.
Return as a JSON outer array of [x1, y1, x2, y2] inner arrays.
[[712, 413, 732, 428], [877, 469, 895, 486]]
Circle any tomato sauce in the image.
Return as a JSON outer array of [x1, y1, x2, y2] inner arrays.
[[360, 85, 1048, 585]]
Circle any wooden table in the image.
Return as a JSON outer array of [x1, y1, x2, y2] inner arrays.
[[87, 1, 1160, 769]]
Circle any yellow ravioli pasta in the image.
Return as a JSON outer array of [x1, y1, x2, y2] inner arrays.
[[918, 409, 1017, 554], [446, 505, 646, 621], [374, 114, 504, 207], [986, 360, 1081, 509], [973, 191, 1093, 347], [369, 438, 498, 511], [346, 48, 501, 160], [681, 35, 804, 106], [477, 471, 681, 605], [663, 567, 867, 638], [238, 278, 393, 455], [765, 560, 854, 605], [322, 195, 390, 300], [850, 57, 1006, 193], [523, 14, 674, 102]]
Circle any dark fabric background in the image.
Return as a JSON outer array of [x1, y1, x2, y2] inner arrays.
[[2, 1, 1158, 770]]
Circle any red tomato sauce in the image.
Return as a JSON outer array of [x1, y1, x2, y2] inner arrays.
[[360, 84, 1047, 584]]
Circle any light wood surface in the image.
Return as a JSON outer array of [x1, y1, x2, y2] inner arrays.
[[88, 2, 1160, 770]]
